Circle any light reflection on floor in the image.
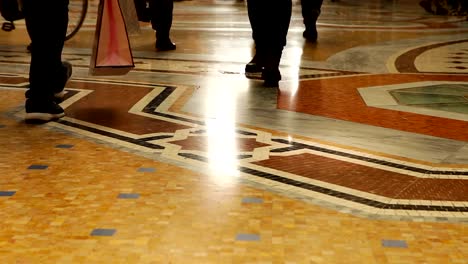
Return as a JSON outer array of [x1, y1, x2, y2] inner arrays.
[[0, 0, 468, 262]]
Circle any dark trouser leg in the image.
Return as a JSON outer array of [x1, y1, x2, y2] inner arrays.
[[149, 0, 173, 40], [246, 0, 266, 72], [23, 0, 69, 101], [301, 0, 323, 41], [301, 0, 323, 27], [247, 0, 291, 55], [246, 0, 291, 86], [266, 0, 292, 50], [134, 0, 150, 22], [262, 0, 292, 86]]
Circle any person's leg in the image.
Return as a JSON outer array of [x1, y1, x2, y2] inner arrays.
[[301, 0, 323, 41], [245, 0, 267, 73], [262, 0, 292, 87], [134, 0, 151, 22], [22, 0, 69, 121], [149, 0, 176, 50]]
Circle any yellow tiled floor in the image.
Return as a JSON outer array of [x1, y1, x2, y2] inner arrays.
[[1, 0, 468, 263], [1, 89, 468, 263]]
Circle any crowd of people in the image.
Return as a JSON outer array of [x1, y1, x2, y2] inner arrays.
[[419, 0, 468, 16], [22, 0, 324, 122], [245, 0, 323, 87]]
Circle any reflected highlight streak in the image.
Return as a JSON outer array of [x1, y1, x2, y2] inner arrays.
[[203, 80, 240, 184], [285, 47, 302, 99]]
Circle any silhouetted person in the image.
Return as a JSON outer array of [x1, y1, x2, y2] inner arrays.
[[22, 0, 72, 122], [239, 0, 323, 41], [302, 0, 323, 42], [419, 0, 468, 16], [149, 0, 176, 50], [245, 0, 292, 87]]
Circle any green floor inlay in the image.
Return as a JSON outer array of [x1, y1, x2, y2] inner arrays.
[[389, 84, 468, 115]]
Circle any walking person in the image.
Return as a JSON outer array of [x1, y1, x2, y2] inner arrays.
[[302, 0, 323, 42], [149, 0, 176, 50], [240, 0, 323, 42], [245, 0, 292, 87], [22, 0, 72, 122]]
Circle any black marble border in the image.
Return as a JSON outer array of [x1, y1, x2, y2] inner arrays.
[[238, 166, 468, 212], [175, 152, 468, 212], [56, 119, 165, 150], [271, 138, 468, 176]]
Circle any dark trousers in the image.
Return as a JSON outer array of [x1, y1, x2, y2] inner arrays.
[[247, 0, 292, 65], [148, 0, 173, 39], [22, 0, 69, 101], [301, 0, 323, 27]]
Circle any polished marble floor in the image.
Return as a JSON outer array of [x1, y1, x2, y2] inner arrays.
[[1, 0, 468, 263]]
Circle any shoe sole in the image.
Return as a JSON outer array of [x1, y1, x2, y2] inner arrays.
[[156, 47, 176, 51], [25, 112, 65, 122]]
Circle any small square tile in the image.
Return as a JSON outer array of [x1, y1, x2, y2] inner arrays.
[[0, 191, 16, 197], [55, 144, 74, 149], [90, 229, 116, 237], [236, 234, 260, 241], [118, 193, 140, 199], [242, 197, 264, 204], [382, 240, 408, 248], [28, 165, 48, 170], [138, 167, 156, 173]]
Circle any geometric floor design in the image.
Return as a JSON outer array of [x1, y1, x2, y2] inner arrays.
[[1, 0, 468, 262], [3, 75, 468, 222]]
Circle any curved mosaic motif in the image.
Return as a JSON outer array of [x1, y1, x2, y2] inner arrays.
[[394, 39, 468, 74]]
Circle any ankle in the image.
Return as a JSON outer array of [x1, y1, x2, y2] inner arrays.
[[262, 67, 281, 87]]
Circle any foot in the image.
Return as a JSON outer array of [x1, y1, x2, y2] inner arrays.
[[262, 67, 281, 88], [303, 27, 318, 42], [25, 99, 65, 123], [156, 40, 176, 51], [245, 54, 264, 73]]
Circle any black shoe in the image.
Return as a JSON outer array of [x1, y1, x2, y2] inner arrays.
[[262, 68, 281, 88], [245, 54, 264, 73], [156, 40, 176, 51], [25, 99, 65, 123], [303, 28, 318, 42], [245, 61, 263, 73]]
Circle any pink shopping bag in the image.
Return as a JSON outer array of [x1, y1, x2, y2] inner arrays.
[[89, 0, 135, 76]]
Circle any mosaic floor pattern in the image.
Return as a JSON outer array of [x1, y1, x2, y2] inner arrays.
[[1, 0, 468, 263]]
